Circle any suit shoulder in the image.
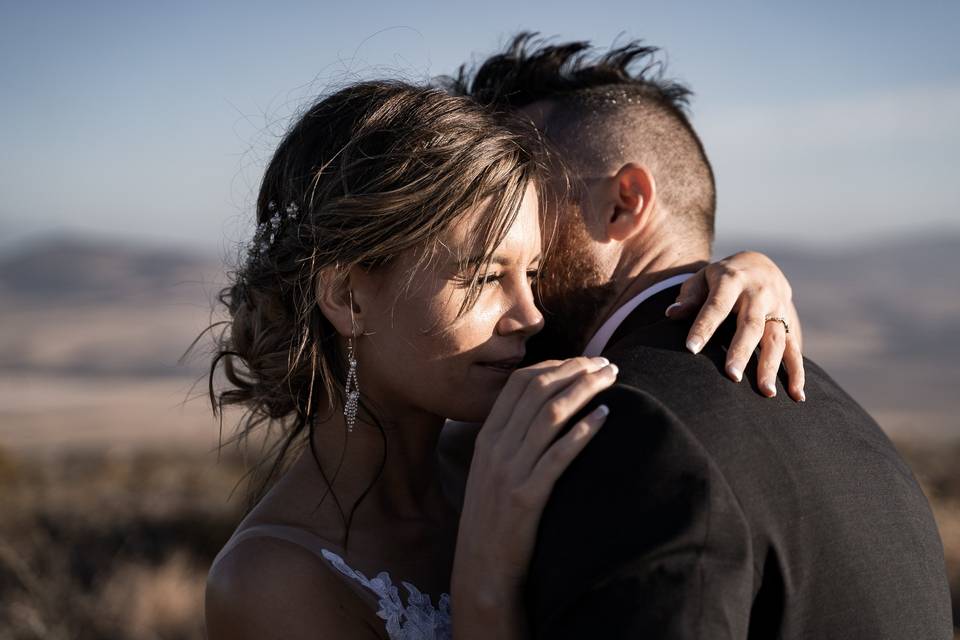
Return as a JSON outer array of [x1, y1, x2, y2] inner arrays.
[[574, 382, 742, 510], [589, 382, 711, 456]]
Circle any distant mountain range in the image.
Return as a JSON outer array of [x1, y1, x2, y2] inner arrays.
[[2, 233, 958, 440], [0, 236, 223, 304]]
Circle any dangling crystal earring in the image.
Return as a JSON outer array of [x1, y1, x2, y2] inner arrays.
[[344, 293, 360, 433]]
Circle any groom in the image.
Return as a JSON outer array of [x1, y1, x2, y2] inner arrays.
[[448, 36, 953, 637]]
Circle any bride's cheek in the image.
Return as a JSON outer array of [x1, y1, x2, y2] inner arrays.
[[465, 290, 507, 332], [427, 288, 489, 346]]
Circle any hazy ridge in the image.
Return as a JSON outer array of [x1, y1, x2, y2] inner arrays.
[[1, 232, 958, 441]]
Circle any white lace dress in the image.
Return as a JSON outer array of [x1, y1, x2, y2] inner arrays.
[[321, 548, 452, 640], [209, 524, 452, 640]]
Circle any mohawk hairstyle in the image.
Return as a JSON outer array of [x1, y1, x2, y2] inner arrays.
[[447, 32, 717, 247], [448, 32, 693, 112]]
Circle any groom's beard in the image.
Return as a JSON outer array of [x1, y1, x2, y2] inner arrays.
[[524, 210, 618, 364]]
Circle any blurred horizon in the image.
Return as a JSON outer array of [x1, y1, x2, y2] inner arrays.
[[2, 229, 958, 445], [4, 221, 960, 261]]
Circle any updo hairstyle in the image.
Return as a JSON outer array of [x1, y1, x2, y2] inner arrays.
[[206, 80, 547, 507]]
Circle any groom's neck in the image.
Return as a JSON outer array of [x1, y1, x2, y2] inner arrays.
[[589, 241, 710, 339]]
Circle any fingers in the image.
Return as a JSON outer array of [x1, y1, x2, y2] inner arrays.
[[782, 338, 807, 402], [516, 363, 618, 467], [733, 310, 806, 402], [682, 252, 798, 362], [481, 358, 562, 429], [756, 319, 788, 397], [686, 281, 740, 355], [482, 356, 610, 444], [524, 403, 610, 505], [724, 303, 768, 382], [682, 252, 804, 401], [665, 271, 706, 319]]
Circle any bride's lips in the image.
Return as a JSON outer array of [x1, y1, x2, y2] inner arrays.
[[476, 356, 524, 375]]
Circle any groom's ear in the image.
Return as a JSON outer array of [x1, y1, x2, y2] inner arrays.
[[607, 163, 657, 242]]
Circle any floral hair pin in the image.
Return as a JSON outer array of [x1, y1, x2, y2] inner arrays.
[[250, 201, 300, 259]]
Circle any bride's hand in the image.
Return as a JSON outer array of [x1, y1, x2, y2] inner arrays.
[[666, 250, 805, 402], [451, 357, 617, 625]]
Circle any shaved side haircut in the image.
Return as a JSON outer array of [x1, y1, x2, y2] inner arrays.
[[448, 33, 717, 248]]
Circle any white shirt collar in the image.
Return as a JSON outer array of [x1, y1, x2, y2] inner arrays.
[[582, 273, 695, 357]]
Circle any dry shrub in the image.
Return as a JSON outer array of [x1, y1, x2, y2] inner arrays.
[[0, 448, 245, 640], [0, 440, 956, 638], [98, 552, 205, 639]]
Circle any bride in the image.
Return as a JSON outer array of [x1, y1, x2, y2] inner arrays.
[[204, 80, 803, 639]]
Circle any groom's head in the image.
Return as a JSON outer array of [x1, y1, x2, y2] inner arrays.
[[451, 34, 717, 354]]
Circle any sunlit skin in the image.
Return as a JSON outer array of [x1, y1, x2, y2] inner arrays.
[[348, 184, 544, 425]]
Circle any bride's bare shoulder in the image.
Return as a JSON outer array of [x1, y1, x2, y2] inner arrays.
[[205, 535, 383, 640]]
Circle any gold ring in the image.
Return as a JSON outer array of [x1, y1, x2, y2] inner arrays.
[[765, 316, 790, 334]]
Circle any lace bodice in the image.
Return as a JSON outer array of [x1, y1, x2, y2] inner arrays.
[[320, 549, 452, 640]]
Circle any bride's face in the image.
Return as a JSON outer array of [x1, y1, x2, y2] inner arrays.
[[354, 185, 544, 423]]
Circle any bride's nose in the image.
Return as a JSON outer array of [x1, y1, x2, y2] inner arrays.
[[496, 282, 544, 337]]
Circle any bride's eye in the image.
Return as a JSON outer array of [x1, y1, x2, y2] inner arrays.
[[478, 272, 504, 286], [526, 269, 541, 283]]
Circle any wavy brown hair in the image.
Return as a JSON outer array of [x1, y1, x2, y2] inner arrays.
[[202, 81, 548, 535]]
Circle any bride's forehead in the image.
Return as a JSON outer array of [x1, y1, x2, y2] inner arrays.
[[500, 201, 542, 253], [442, 190, 542, 258]]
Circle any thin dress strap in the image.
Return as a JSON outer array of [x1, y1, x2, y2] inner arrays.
[[209, 524, 452, 640], [209, 524, 336, 572]]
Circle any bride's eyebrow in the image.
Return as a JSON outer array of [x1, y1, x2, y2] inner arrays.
[[456, 252, 542, 269], [456, 255, 511, 269]]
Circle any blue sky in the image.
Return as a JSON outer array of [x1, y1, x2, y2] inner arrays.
[[2, 0, 958, 253]]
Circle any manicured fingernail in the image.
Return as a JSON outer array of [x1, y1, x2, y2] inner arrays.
[[594, 404, 610, 418], [594, 357, 609, 366], [727, 365, 743, 382], [665, 302, 683, 317], [608, 364, 619, 376], [798, 390, 806, 402], [762, 382, 777, 397], [686, 336, 704, 354]]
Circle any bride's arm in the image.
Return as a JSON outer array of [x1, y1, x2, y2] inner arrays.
[[666, 250, 805, 402]]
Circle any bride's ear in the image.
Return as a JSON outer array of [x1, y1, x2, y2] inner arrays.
[[316, 267, 368, 337]]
